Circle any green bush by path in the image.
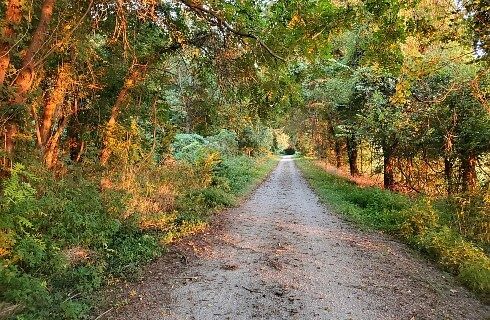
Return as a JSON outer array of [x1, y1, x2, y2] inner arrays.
[[296, 159, 490, 299]]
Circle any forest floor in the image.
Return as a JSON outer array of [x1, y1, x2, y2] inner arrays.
[[105, 156, 489, 320]]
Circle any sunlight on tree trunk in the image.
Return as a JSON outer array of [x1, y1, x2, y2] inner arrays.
[[0, 0, 23, 84], [100, 67, 144, 166], [40, 63, 72, 146], [461, 154, 478, 192]]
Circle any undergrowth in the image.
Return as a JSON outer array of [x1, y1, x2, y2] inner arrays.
[[296, 159, 490, 300], [0, 152, 277, 319]]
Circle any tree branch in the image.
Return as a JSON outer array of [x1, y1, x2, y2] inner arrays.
[[177, 0, 285, 61]]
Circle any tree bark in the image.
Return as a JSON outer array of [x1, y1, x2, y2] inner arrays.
[[2, 0, 56, 166], [12, 0, 56, 104], [444, 157, 454, 195], [0, 0, 23, 84], [3, 124, 17, 166], [67, 117, 84, 162], [100, 67, 143, 166], [40, 63, 72, 146], [44, 116, 68, 168], [461, 153, 478, 192], [383, 144, 396, 190], [346, 136, 359, 176]]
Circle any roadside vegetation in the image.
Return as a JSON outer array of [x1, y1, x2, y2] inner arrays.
[[297, 159, 489, 300], [0, 0, 489, 318], [0, 131, 278, 319]]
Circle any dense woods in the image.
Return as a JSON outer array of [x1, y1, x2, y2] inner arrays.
[[0, 0, 489, 318]]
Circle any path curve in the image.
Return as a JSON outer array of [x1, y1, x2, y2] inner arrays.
[[108, 157, 489, 320]]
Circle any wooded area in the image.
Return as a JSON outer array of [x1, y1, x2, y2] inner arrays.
[[0, 0, 489, 318]]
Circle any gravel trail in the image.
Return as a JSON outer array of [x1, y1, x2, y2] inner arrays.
[[108, 157, 489, 320]]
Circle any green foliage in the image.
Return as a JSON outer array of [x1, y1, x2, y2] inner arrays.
[[172, 130, 240, 164], [0, 166, 163, 319], [1, 0, 488, 315], [106, 231, 161, 276], [207, 129, 239, 157], [172, 133, 209, 163], [238, 126, 275, 155], [161, 155, 277, 244], [0, 153, 276, 319], [178, 187, 236, 214]]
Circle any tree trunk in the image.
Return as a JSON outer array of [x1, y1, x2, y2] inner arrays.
[[383, 145, 395, 190], [0, 0, 23, 84], [3, 0, 56, 166], [44, 116, 68, 168], [2, 124, 17, 168], [12, 0, 55, 104], [346, 136, 359, 176], [39, 64, 73, 168], [67, 118, 85, 162], [40, 63, 72, 146], [444, 157, 454, 195], [100, 67, 143, 166], [461, 153, 478, 192]]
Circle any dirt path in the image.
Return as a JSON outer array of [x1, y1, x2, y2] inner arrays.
[[107, 157, 489, 320]]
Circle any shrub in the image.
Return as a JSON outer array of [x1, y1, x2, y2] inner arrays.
[[208, 129, 239, 157], [171, 133, 209, 163], [401, 199, 440, 237], [459, 259, 490, 294], [215, 156, 255, 193], [451, 193, 490, 245], [0, 165, 163, 319]]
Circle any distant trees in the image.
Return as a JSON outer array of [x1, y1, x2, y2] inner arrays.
[[0, 0, 290, 172], [292, 0, 490, 194], [1, 0, 488, 196]]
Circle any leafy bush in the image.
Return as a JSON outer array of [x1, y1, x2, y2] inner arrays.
[[459, 259, 490, 294], [106, 231, 161, 276], [171, 133, 209, 163], [179, 187, 236, 212], [238, 126, 274, 155], [451, 193, 490, 245], [401, 200, 440, 237], [215, 156, 256, 193], [0, 165, 162, 319], [208, 129, 239, 157]]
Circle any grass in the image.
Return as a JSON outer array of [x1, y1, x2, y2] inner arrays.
[[296, 158, 490, 300]]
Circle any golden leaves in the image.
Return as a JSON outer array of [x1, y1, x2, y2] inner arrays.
[[288, 13, 305, 29]]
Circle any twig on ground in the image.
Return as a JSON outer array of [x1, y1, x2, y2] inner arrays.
[[171, 276, 200, 280], [241, 286, 262, 294], [94, 307, 113, 320]]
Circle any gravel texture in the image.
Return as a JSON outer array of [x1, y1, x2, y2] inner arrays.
[[107, 156, 489, 320]]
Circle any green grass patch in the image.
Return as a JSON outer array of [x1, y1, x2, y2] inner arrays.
[[296, 159, 490, 299]]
